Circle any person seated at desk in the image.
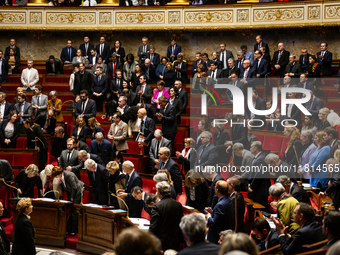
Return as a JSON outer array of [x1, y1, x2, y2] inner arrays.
[[0, 110, 20, 148], [72, 116, 90, 143], [14, 164, 42, 198], [251, 218, 279, 252]]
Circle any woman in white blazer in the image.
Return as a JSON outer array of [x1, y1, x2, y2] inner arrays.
[[40, 164, 62, 199]]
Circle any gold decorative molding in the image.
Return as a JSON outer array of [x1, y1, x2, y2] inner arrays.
[[30, 30, 46, 40], [308, 6, 320, 20], [185, 11, 232, 23], [169, 11, 180, 24], [101, 31, 115, 40], [237, 9, 249, 22], [254, 8, 303, 22], [46, 13, 96, 24], [313, 27, 329, 37], [325, 5, 340, 19], [100, 12, 111, 24], [241, 29, 255, 39], [116, 12, 165, 24], [170, 30, 186, 39], [0, 12, 25, 24], [30, 12, 42, 24]]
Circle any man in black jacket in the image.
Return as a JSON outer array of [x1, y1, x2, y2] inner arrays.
[[203, 167, 224, 209], [323, 127, 339, 158], [272, 42, 290, 77], [320, 158, 340, 210], [75, 89, 96, 124], [131, 186, 152, 215], [156, 96, 177, 146], [173, 53, 188, 85], [174, 80, 188, 113], [52, 126, 70, 162], [227, 177, 245, 233], [137, 108, 155, 155], [321, 210, 340, 248], [73, 63, 92, 97], [0, 159, 14, 184], [251, 218, 279, 252], [35, 110, 57, 135], [46, 55, 63, 74], [245, 89, 267, 130]]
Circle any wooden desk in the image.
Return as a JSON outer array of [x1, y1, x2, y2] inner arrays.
[[10, 199, 72, 247], [75, 205, 135, 254], [244, 198, 266, 210]]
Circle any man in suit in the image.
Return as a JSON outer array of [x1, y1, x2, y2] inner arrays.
[[85, 159, 109, 205], [0, 159, 14, 185], [110, 69, 124, 100], [227, 177, 245, 233], [222, 58, 241, 79], [108, 53, 123, 80], [272, 43, 290, 77], [89, 132, 114, 165], [247, 141, 271, 210], [178, 213, 220, 255], [235, 51, 245, 70], [137, 108, 155, 153], [201, 53, 211, 71], [240, 45, 254, 66], [74, 63, 92, 97], [316, 42, 332, 77], [91, 66, 108, 112], [131, 186, 152, 215], [240, 60, 256, 89], [321, 210, 340, 248], [146, 45, 160, 67], [304, 90, 323, 125], [218, 43, 234, 70], [323, 127, 339, 158], [233, 143, 254, 183], [299, 48, 311, 73], [149, 181, 183, 251], [137, 37, 150, 63], [174, 80, 188, 113], [211, 51, 222, 70], [51, 126, 70, 161], [122, 89, 138, 107], [251, 218, 279, 252], [96, 36, 110, 63], [79, 36, 94, 62], [116, 96, 130, 123], [265, 154, 295, 181], [14, 93, 32, 131], [75, 89, 96, 124], [0, 92, 12, 121], [59, 138, 83, 179], [107, 112, 128, 153], [203, 167, 224, 209], [156, 96, 178, 146], [276, 175, 311, 204], [191, 52, 206, 77], [117, 161, 143, 218], [0, 201, 10, 255], [284, 54, 302, 85], [78, 149, 104, 165], [60, 39, 77, 64], [226, 73, 244, 102], [205, 180, 234, 244], [88, 48, 97, 69], [297, 73, 314, 93], [4, 38, 20, 59], [273, 202, 326, 255], [31, 85, 48, 119], [173, 53, 188, 85], [135, 74, 153, 104], [149, 129, 171, 174], [141, 58, 156, 84], [46, 55, 63, 74], [245, 89, 267, 130], [21, 60, 39, 91], [254, 35, 270, 58], [36, 110, 56, 135], [254, 50, 269, 78], [167, 37, 181, 62], [0, 50, 8, 83], [157, 147, 182, 195], [207, 62, 222, 80], [260, 46, 271, 72], [195, 131, 218, 170]]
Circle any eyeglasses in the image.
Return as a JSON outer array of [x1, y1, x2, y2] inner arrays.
[[201, 137, 207, 139]]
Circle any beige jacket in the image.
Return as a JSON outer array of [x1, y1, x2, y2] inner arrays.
[[107, 121, 129, 151]]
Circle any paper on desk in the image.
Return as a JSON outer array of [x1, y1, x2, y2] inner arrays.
[[183, 205, 195, 210], [109, 209, 126, 213], [33, 198, 55, 202], [82, 203, 103, 208]]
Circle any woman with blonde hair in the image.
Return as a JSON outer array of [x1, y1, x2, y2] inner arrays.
[[176, 138, 197, 177], [12, 198, 36, 255], [40, 164, 62, 199], [327, 111, 340, 129], [14, 164, 42, 198], [107, 161, 126, 209], [283, 125, 302, 170], [192, 63, 205, 90], [71, 116, 90, 142], [335, 149, 340, 162], [157, 169, 174, 187], [318, 107, 331, 130], [88, 117, 105, 140], [184, 169, 209, 213]]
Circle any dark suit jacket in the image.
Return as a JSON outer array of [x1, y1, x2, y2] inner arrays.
[[149, 196, 183, 251], [60, 47, 77, 63], [140, 63, 156, 84], [218, 50, 234, 69], [12, 213, 36, 255], [71, 125, 90, 143], [140, 116, 155, 145], [316, 51, 333, 76], [213, 129, 231, 164], [62, 170, 85, 200], [272, 50, 290, 76], [290, 183, 311, 205], [222, 66, 240, 78], [146, 52, 160, 67], [0, 220, 10, 255], [59, 149, 83, 179], [46, 59, 63, 74], [88, 164, 109, 205], [185, 180, 209, 213], [0, 58, 8, 82], [178, 89, 188, 113], [206, 69, 222, 79], [207, 195, 234, 244], [0, 119, 20, 148], [248, 152, 271, 197], [177, 241, 220, 255], [74, 71, 93, 97], [108, 61, 123, 79], [257, 229, 280, 251], [284, 139, 302, 169], [91, 75, 108, 95], [240, 67, 256, 87], [254, 42, 270, 56], [211, 59, 223, 70], [231, 121, 249, 149], [230, 191, 245, 233], [35, 114, 56, 135], [124, 170, 143, 218], [135, 84, 153, 104], [299, 54, 312, 72], [304, 96, 323, 122], [126, 92, 139, 107], [245, 96, 267, 129], [89, 139, 113, 165], [158, 103, 178, 135], [173, 61, 189, 85], [0, 159, 14, 182], [285, 104, 302, 130], [163, 70, 177, 88], [145, 103, 157, 120], [279, 221, 326, 255], [5, 55, 20, 74], [138, 45, 150, 60], [177, 149, 197, 175], [75, 99, 96, 123], [207, 174, 224, 209], [149, 137, 172, 163], [79, 43, 94, 60], [235, 59, 244, 70], [167, 45, 181, 62], [171, 97, 183, 124], [195, 143, 219, 169], [96, 43, 110, 63], [254, 58, 269, 77], [159, 158, 182, 195], [142, 192, 152, 215], [285, 63, 302, 80], [325, 171, 340, 210], [5, 46, 20, 59], [88, 153, 104, 165], [297, 81, 315, 93], [14, 169, 42, 198]]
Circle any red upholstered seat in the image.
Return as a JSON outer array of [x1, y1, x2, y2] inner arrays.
[[0, 186, 7, 209], [326, 100, 340, 111], [141, 209, 150, 220], [0, 154, 12, 163], [80, 173, 90, 186], [254, 134, 264, 143], [175, 129, 186, 146], [15, 154, 35, 166], [142, 179, 156, 194], [13, 170, 19, 177], [86, 139, 91, 148], [64, 115, 73, 126], [16, 138, 26, 149], [102, 125, 110, 135], [125, 158, 141, 172], [262, 135, 283, 153], [126, 141, 143, 154], [83, 190, 90, 204]]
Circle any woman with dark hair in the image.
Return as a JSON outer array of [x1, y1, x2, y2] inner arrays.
[[5, 48, 20, 74], [123, 53, 138, 81], [302, 115, 318, 135], [88, 117, 105, 140], [306, 55, 321, 86], [156, 57, 169, 81], [169, 86, 183, 124], [130, 64, 144, 92], [110, 40, 125, 64], [120, 79, 132, 95], [125, 106, 140, 132], [163, 62, 177, 88], [71, 116, 90, 142], [0, 111, 20, 148], [101, 93, 118, 123]]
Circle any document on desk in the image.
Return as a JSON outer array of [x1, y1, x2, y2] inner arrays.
[[129, 218, 150, 230]]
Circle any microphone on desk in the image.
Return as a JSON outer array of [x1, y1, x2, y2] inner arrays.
[[108, 190, 129, 219], [2, 180, 20, 198], [43, 190, 60, 202]]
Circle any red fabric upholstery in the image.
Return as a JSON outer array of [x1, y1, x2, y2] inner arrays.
[[80, 173, 90, 186], [254, 134, 264, 143], [262, 136, 283, 153], [141, 209, 150, 220], [125, 158, 140, 172], [126, 141, 143, 154], [279, 137, 290, 160], [143, 179, 156, 194]]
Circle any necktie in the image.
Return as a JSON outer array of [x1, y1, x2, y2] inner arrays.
[[143, 46, 146, 53], [244, 69, 248, 80], [155, 141, 160, 158], [151, 55, 153, 62], [172, 46, 175, 55], [140, 120, 144, 133], [159, 161, 164, 169], [37, 96, 40, 107], [101, 44, 103, 55], [68, 48, 71, 61], [238, 61, 241, 69], [277, 51, 282, 64], [85, 43, 88, 55], [212, 71, 215, 79], [117, 80, 120, 88], [81, 102, 85, 112], [113, 63, 116, 77], [99, 76, 101, 81], [67, 151, 71, 165], [93, 171, 95, 182], [222, 52, 225, 69], [125, 174, 130, 189], [198, 146, 206, 163]]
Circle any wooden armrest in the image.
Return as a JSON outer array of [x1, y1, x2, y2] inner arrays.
[[260, 244, 281, 254]]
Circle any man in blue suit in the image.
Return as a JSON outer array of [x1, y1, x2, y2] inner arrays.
[[89, 133, 113, 165], [85, 158, 109, 205], [241, 45, 254, 66], [88, 48, 97, 68], [254, 50, 269, 78], [146, 46, 160, 67], [60, 40, 77, 64], [205, 180, 234, 244], [0, 92, 12, 120], [240, 60, 256, 89], [117, 160, 143, 218], [96, 36, 110, 63], [195, 131, 218, 171], [297, 73, 314, 93], [4, 39, 20, 59], [299, 48, 311, 73], [304, 90, 323, 125], [167, 37, 181, 62], [79, 36, 94, 63], [0, 51, 8, 83], [316, 42, 332, 77], [91, 67, 108, 112]]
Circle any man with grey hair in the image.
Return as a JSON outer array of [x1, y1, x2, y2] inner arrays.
[[178, 213, 220, 255], [174, 80, 188, 113], [117, 96, 129, 122], [150, 181, 183, 251], [153, 172, 176, 199], [36, 109, 56, 135], [89, 132, 113, 165], [52, 126, 70, 161], [276, 175, 310, 204], [284, 54, 302, 85], [195, 131, 218, 172], [138, 37, 150, 63], [298, 130, 317, 181], [107, 112, 128, 152], [117, 160, 143, 218], [149, 130, 171, 174], [265, 153, 292, 180], [233, 143, 254, 177], [157, 147, 182, 195], [85, 158, 109, 205], [77, 149, 104, 165]]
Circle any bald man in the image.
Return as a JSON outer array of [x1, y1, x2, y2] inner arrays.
[[137, 108, 155, 155]]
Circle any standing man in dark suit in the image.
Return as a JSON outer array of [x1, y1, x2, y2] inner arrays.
[[88, 48, 97, 69], [316, 42, 333, 77], [46, 55, 63, 74], [272, 42, 290, 77], [4, 38, 20, 59], [239, 60, 256, 89], [235, 51, 245, 70], [0, 201, 10, 255], [254, 50, 269, 78], [0, 92, 12, 121], [245, 89, 267, 130], [297, 73, 315, 93], [91, 67, 108, 112], [89, 132, 113, 165], [74, 63, 92, 96], [195, 131, 218, 171], [174, 80, 188, 113], [299, 48, 311, 73], [323, 127, 339, 158], [14, 93, 32, 133], [117, 161, 143, 218], [85, 159, 109, 205], [137, 37, 150, 64], [59, 137, 83, 179], [135, 74, 153, 104], [304, 90, 323, 126], [146, 46, 160, 67], [191, 52, 206, 77], [284, 54, 302, 85], [141, 58, 156, 84], [251, 218, 279, 252], [149, 181, 183, 251], [108, 53, 123, 80], [75, 89, 96, 124], [218, 43, 234, 70], [60, 40, 77, 64], [205, 180, 234, 244], [227, 177, 245, 233], [0, 50, 8, 83], [167, 37, 181, 63], [149, 130, 171, 174], [178, 213, 220, 255], [254, 35, 270, 58], [96, 36, 110, 64], [203, 167, 224, 209], [79, 36, 94, 63], [137, 108, 155, 154], [173, 53, 188, 85], [0, 159, 14, 185], [276, 175, 311, 204]]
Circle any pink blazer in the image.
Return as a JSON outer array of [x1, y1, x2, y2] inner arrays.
[[152, 88, 170, 108]]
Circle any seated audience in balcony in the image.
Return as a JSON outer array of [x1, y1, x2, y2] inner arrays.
[[316, 42, 333, 77], [123, 53, 138, 81], [47, 90, 63, 122], [108, 53, 123, 80], [96, 37, 110, 64], [101, 93, 118, 123], [14, 164, 42, 198], [0, 111, 19, 148], [146, 45, 160, 67], [32, 84, 48, 120], [36, 110, 56, 135], [52, 126, 70, 162], [299, 48, 311, 73], [92, 55, 108, 78], [5, 48, 20, 74], [306, 55, 321, 86], [272, 42, 290, 77], [318, 107, 331, 131], [60, 40, 77, 64], [12, 87, 23, 107], [72, 49, 86, 65], [46, 55, 63, 75], [88, 117, 105, 140], [21, 60, 39, 92], [72, 116, 90, 142], [107, 161, 126, 208], [284, 54, 302, 85], [40, 164, 61, 199], [298, 130, 317, 181], [4, 39, 20, 59], [82, 0, 98, 6], [69, 64, 79, 93], [301, 115, 318, 135], [251, 218, 279, 252]]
